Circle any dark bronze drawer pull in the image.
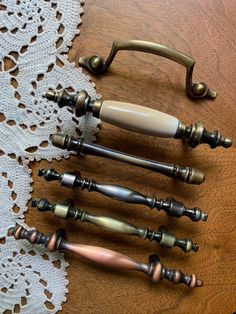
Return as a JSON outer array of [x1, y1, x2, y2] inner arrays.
[[51, 133, 205, 185], [79, 39, 217, 100], [39, 168, 207, 222]]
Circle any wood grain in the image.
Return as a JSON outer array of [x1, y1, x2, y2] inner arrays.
[[26, 0, 236, 313]]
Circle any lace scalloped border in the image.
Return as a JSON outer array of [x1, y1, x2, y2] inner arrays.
[[0, 0, 100, 312]]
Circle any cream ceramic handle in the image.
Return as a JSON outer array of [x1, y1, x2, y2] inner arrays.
[[46, 89, 232, 149], [100, 100, 179, 137]]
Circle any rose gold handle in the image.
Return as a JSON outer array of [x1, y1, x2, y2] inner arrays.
[[60, 242, 202, 288], [61, 242, 145, 271], [9, 226, 203, 289]]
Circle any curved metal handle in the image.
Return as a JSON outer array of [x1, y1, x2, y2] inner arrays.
[[32, 198, 199, 252], [51, 133, 205, 185], [79, 39, 217, 99], [9, 226, 203, 288], [38, 169, 208, 222]]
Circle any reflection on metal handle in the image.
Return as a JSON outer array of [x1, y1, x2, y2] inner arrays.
[[9, 226, 203, 288], [32, 198, 199, 252], [51, 133, 205, 185], [38, 168, 208, 222], [79, 39, 217, 99]]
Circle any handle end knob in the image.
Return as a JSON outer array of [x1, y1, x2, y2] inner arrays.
[[160, 198, 208, 222], [51, 133, 67, 148], [191, 82, 217, 99], [188, 168, 205, 185], [174, 166, 205, 185], [189, 207, 208, 222], [221, 137, 232, 148], [31, 198, 54, 212], [148, 254, 203, 288], [79, 55, 105, 74], [45, 89, 57, 101], [177, 121, 232, 149], [38, 168, 61, 182]]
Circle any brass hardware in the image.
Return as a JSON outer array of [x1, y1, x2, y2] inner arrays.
[[46, 89, 232, 149], [54, 204, 69, 219], [79, 39, 217, 99], [31, 198, 199, 252], [175, 121, 232, 148], [9, 225, 203, 288]]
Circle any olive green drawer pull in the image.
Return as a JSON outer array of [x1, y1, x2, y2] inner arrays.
[[79, 39, 217, 100], [32, 198, 199, 253]]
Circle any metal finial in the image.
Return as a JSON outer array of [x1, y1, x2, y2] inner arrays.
[[45, 89, 90, 116], [8, 225, 63, 252], [175, 121, 232, 149], [39, 168, 208, 222], [38, 168, 62, 181], [9, 225, 203, 288], [51, 134, 205, 185], [32, 198, 199, 253], [45, 89, 57, 101]]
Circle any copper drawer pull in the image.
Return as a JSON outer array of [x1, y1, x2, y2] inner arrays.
[[9, 226, 203, 288], [79, 39, 217, 100]]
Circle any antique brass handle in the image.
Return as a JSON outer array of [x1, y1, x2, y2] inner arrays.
[[32, 198, 199, 252], [79, 39, 217, 99], [46, 89, 232, 149]]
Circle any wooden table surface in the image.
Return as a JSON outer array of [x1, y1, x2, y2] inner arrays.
[[27, 0, 236, 313]]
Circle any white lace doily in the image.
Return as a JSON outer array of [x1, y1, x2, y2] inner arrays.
[[0, 0, 100, 312]]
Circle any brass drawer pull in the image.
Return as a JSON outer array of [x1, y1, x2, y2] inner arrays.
[[46, 89, 232, 149], [32, 198, 199, 252], [79, 39, 217, 100]]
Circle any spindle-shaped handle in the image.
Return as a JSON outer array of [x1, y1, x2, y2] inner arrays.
[[45, 89, 232, 149], [32, 198, 199, 252], [39, 168, 207, 222], [78, 39, 216, 99], [51, 133, 205, 185], [8, 225, 203, 288]]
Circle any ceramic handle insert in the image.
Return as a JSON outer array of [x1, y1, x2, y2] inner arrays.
[[45, 89, 232, 149], [100, 100, 179, 137]]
